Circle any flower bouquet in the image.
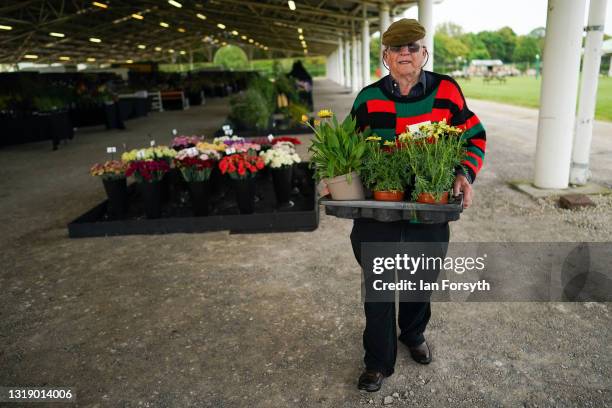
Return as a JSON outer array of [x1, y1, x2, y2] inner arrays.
[[260, 144, 301, 206], [90, 160, 128, 217], [307, 109, 369, 200], [171, 135, 202, 151], [174, 147, 221, 216], [271, 136, 301, 146], [223, 142, 261, 155], [399, 119, 466, 204], [122, 146, 175, 218], [213, 135, 246, 147], [219, 153, 265, 214]]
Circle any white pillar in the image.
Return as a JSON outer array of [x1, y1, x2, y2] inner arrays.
[[570, 0, 608, 185], [356, 37, 362, 89], [338, 37, 345, 86], [418, 0, 434, 72], [351, 31, 359, 92], [344, 38, 351, 88], [379, 3, 391, 76], [534, 0, 587, 189], [326, 50, 336, 83], [362, 8, 371, 86]]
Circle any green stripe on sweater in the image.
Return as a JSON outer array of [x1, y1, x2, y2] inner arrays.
[[461, 123, 485, 140], [353, 87, 387, 111], [395, 91, 437, 118]]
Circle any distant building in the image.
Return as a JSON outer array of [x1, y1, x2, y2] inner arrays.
[[467, 59, 503, 77]]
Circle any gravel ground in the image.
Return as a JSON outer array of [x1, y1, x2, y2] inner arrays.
[[0, 80, 610, 407]]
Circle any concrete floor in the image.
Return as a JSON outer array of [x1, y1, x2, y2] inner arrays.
[[1, 79, 611, 407]]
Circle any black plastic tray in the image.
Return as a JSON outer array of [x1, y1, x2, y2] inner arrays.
[[321, 194, 463, 223]]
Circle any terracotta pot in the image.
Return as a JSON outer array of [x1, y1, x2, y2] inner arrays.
[[416, 191, 449, 204], [373, 190, 405, 202], [325, 171, 365, 200]]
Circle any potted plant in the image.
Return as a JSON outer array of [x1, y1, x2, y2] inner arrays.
[[219, 153, 265, 214], [399, 119, 467, 204], [90, 160, 128, 218], [123, 147, 175, 218], [174, 147, 221, 216], [307, 109, 369, 200], [259, 141, 301, 207], [362, 136, 412, 202], [197, 141, 228, 196]]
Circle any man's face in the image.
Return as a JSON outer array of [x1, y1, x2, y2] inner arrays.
[[384, 40, 426, 77]]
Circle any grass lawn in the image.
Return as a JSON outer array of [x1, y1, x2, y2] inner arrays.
[[456, 75, 612, 122]]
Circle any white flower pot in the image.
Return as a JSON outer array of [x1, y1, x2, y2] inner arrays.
[[325, 171, 365, 200]]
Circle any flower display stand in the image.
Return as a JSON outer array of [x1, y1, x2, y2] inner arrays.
[[68, 163, 318, 237]]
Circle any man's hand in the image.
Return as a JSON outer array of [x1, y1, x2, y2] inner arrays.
[[453, 175, 473, 209], [317, 179, 330, 197]]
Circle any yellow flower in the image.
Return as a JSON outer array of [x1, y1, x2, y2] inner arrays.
[[197, 142, 226, 152], [314, 119, 321, 127], [398, 132, 413, 142], [365, 135, 382, 142], [383, 140, 395, 146], [301, 114, 309, 123], [317, 109, 333, 118]]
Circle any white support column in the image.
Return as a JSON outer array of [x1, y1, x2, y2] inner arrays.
[[570, 0, 608, 185], [379, 3, 391, 76], [418, 0, 434, 72], [362, 8, 371, 86], [326, 50, 335, 83], [534, 0, 587, 189], [351, 30, 359, 92], [338, 37, 345, 86], [356, 37, 362, 90], [344, 37, 352, 88]]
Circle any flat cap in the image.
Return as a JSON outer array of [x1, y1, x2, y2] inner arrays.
[[382, 18, 426, 46]]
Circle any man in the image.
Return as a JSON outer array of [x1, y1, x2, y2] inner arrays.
[[349, 18, 486, 392]]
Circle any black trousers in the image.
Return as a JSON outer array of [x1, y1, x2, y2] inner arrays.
[[350, 219, 450, 376]]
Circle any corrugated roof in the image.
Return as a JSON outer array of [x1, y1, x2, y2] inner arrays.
[[0, 0, 418, 64]]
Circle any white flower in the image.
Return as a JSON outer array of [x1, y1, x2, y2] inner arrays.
[[260, 148, 301, 168]]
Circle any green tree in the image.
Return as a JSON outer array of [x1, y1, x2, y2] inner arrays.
[[434, 32, 469, 71], [459, 33, 491, 60], [513, 35, 540, 62], [477, 27, 516, 62], [497, 27, 517, 62], [436, 22, 464, 37], [370, 35, 381, 75], [213, 45, 249, 70]]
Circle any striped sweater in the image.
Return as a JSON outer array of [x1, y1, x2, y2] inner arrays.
[[350, 72, 486, 183]]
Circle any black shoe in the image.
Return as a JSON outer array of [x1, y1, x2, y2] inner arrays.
[[357, 370, 385, 392], [408, 341, 432, 364]]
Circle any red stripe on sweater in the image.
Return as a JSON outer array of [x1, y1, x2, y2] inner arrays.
[[436, 80, 464, 110], [462, 159, 478, 174], [471, 138, 486, 151], [396, 113, 432, 135], [466, 151, 483, 170], [431, 108, 451, 123], [366, 99, 396, 114]]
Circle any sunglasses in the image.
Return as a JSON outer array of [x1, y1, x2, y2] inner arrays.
[[388, 43, 422, 53]]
